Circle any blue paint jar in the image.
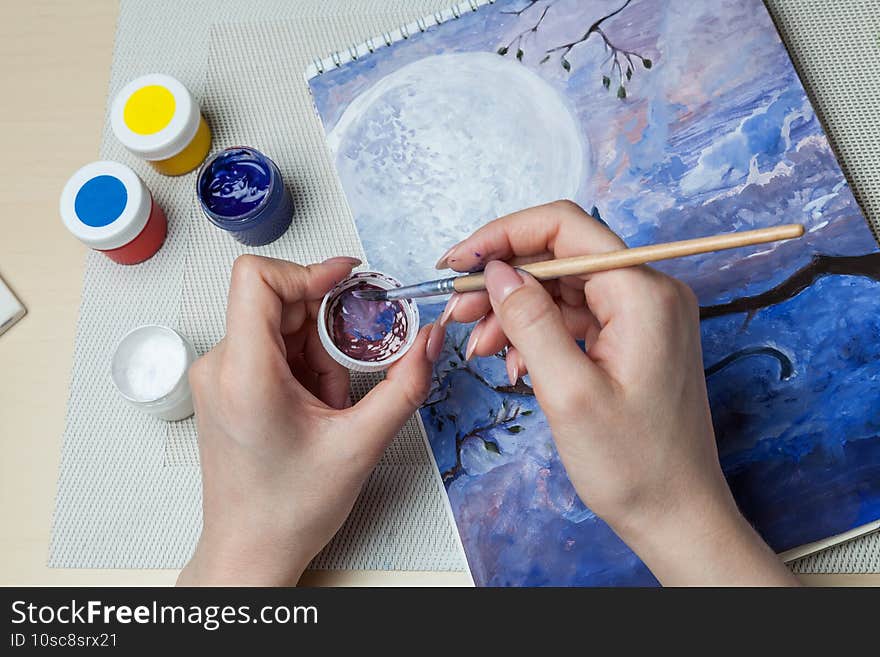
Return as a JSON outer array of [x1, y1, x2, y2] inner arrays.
[[196, 147, 293, 246]]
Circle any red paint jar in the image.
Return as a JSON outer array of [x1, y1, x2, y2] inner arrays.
[[60, 161, 168, 265]]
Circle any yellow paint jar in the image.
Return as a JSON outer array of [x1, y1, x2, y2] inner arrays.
[[111, 74, 212, 176]]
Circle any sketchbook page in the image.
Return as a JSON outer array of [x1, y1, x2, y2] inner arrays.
[[781, 519, 880, 564], [307, 0, 880, 586]]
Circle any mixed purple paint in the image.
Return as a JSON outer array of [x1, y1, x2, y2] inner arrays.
[[328, 282, 408, 362]]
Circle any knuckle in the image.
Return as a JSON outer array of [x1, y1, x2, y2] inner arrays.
[[611, 264, 650, 289], [230, 254, 263, 283], [547, 199, 584, 217], [501, 287, 557, 329], [638, 275, 701, 338], [405, 378, 431, 410], [648, 274, 681, 313], [657, 284, 680, 311], [390, 377, 430, 418], [551, 381, 589, 416], [675, 280, 699, 312], [214, 355, 265, 406]]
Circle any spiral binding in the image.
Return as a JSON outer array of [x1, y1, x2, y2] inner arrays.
[[306, 0, 496, 80]]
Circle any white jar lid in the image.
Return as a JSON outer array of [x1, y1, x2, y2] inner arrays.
[[59, 160, 152, 251], [110, 73, 200, 161]]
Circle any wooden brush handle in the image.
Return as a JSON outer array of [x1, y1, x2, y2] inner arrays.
[[452, 224, 804, 293]]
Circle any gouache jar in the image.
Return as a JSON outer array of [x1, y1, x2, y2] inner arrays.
[[196, 146, 294, 246], [318, 271, 420, 373], [60, 161, 167, 265], [111, 74, 212, 176], [111, 325, 197, 421]]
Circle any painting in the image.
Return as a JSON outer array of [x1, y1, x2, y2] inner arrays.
[[307, 0, 880, 585]]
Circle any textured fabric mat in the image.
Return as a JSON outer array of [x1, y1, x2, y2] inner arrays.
[[166, 14, 466, 571], [50, 0, 467, 572], [50, 0, 880, 574]]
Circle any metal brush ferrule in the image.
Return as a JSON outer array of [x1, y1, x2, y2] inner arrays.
[[381, 275, 459, 301]]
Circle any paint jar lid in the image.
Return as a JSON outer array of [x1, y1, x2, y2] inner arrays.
[[318, 271, 420, 374], [110, 324, 197, 421], [59, 160, 152, 251], [110, 73, 201, 161]]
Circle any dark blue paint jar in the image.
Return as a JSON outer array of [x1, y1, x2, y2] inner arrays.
[[196, 146, 293, 246]]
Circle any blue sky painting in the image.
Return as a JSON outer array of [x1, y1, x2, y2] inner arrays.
[[308, 0, 880, 586]]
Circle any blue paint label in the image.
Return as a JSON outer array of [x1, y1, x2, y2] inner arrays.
[[74, 175, 128, 227]]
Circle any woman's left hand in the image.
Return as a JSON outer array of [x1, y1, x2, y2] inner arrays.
[[177, 255, 436, 586]]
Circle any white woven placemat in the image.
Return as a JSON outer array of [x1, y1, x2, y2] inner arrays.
[[49, 0, 467, 572], [50, 0, 880, 575]]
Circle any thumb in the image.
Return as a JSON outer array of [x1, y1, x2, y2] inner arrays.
[[483, 261, 604, 393], [346, 325, 433, 459]]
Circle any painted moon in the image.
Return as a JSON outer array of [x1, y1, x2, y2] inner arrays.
[[328, 52, 587, 288]]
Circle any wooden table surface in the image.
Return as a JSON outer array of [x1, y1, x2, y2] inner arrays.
[[0, 0, 873, 587]]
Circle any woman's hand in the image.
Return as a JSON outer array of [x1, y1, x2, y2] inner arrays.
[[177, 255, 434, 586], [433, 200, 798, 586]]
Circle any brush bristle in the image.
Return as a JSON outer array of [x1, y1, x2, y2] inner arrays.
[[350, 288, 387, 301]]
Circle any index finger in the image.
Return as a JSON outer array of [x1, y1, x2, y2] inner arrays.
[[225, 255, 360, 358], [436, 200, 625, 273]]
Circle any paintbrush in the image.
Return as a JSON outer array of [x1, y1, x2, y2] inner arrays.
[[352, 223, 805, 301]]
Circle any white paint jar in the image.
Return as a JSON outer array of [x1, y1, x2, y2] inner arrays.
[[318, 271, 420, 373], [110, 325, 197, 421]]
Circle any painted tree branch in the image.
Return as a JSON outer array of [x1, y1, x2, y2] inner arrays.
[[425, 328, 535, 405], [501, 0, 541, 16], [700, 252, 880, 320], [498, 4, 552, 60], [442, 402, 525, 483], [704, 346, 794, 381], [498, 0, 652, 97]]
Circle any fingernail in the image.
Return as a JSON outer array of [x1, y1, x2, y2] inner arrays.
[[435, 245, 458, 270], [440, 293, 461, 327], [465, 321, 483, 361], [323, 256, 362, 266], [484, 261, 525, 303], [506, 355, 519, 386], [426, 323, 446, 363]]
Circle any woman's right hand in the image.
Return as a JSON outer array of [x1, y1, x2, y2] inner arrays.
[[434, 200, 798, 586]]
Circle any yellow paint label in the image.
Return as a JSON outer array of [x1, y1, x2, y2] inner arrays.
[[123, 85, 176, 135]]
